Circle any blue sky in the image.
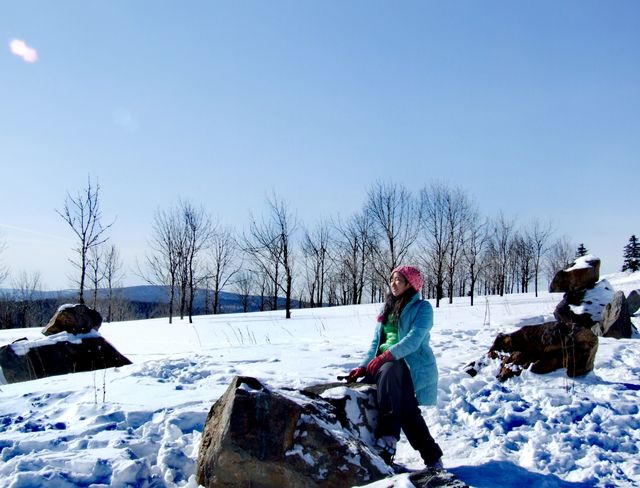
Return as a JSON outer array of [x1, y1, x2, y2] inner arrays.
[[1, 1, 638, 289]]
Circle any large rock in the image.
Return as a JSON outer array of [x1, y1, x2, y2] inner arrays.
[[197, 376, 468, 488], [0, 332, 131, 384], [197, 376, 390, 488], [600, 291, 633, 339], [627, 289, 640, 316], [549, 255, 600, 293], [486, 321, 598, 381], [554, 279, 614, 329], [42, 303, 103, 336]]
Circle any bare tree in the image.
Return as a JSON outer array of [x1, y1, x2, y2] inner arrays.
[[334, 211, 375, 305], [56, 177, 113, 304], [244, 215, 281, 312], [11, 270, 42, 328], [489, 212, 516, 296], [179, 200, 213, 323], [526, 220, 553, 297], [244, 195, 297, 318], [234, 270, 254, 313], [545, 236, 575, 283], [271, 197, 296, 318], [142, 205, 183, 323], [87, 245, 104, 309], [366, 181, 420, 282], [463, 215, 489, 306], [512, 231, 534, 293], [444, 187, 475, 304], [103, 244, 124, 322], [301, 220, 333, 307], [419, 182, 451, 307], [207, 227, 238, 314]]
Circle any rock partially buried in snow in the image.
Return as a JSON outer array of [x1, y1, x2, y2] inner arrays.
[[599, 291, 633, 339], [627, 289, 640, 316], [0, 304, 131, 384], [197, 376, 391, 487], [0, 331, 132, 384], [486, 321, 598, 381]]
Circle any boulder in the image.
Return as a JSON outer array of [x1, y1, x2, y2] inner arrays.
[[600, 291, 633, 339], [197, 376, 468, 488], [627, 289, 640, 316], [197, 376, 390, 488], [553, 280, 614, 329], [487, 321, 598, 381], [0, 332, 131, 384], [42, 303, 103, 336], [549, 255, 600, 293]]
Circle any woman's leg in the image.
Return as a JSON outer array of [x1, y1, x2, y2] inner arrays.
[[396, 362, 443, 464], [374, 360, 405, 440]]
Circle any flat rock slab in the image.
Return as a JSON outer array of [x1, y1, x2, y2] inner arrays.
[[0, 332, 131, 384]]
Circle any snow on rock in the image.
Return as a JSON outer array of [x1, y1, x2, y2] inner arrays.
[[568, 279, 614, 322], [566, 254, 599, 271], [9, 330, 101, 356]]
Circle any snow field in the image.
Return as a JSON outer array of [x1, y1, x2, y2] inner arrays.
[[0, 272, 638, 487]]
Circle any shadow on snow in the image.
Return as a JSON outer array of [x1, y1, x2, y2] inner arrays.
[[450, 460, 595, 488]]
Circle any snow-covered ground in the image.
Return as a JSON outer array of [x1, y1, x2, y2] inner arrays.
[[0, 272, 639, 488]]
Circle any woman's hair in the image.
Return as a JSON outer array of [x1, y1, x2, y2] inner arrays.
[[379, 286, 418, 324]]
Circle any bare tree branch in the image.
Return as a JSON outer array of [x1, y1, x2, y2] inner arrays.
[[56, 176, 114, 304]]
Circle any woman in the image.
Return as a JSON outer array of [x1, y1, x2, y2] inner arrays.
[[347, 265, 443, 468]]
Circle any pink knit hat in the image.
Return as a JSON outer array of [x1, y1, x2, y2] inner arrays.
[[392, 265, 424, 292]]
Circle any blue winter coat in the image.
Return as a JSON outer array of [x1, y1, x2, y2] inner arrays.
[[360, 294, 438, 406]]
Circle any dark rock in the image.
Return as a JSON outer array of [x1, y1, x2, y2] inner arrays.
[[197, 377, 468, 488], [0, 333, 131, 384], [601, 291, 633, 339], [627, 289, 640, 316], [487, 321, 598, 381], [554, 294, 593, 328], [42, 303, 103, 336], [197, 377, 465, 488], [549, 256, 600, 293], [410, 467, 469, 487], [553, 280, 613, 329], [197, 376, 390, 487]]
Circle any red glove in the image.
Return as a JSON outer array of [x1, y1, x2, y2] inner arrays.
[[366, 350, 394, 377], [347, 367, 366, 382]]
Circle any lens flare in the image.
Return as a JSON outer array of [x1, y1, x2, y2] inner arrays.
[[9, 39, 38, 63]]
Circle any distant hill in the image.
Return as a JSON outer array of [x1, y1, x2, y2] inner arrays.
[[0, 285, 300, 315]]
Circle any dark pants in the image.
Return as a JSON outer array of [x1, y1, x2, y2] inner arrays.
[[370, 360, 443, 464]]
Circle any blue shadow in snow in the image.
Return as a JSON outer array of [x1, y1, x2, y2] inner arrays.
[[449, 460, 596, 488]]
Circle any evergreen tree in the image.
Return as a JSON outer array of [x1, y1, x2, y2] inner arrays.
[[575, 243, 588, 257], [622, 235, 640, 272]]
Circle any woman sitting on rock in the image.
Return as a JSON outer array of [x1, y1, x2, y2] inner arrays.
[[347, 265, 443, 468]]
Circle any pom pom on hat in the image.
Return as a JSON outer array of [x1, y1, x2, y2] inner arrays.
[[392, 265, 424, 292]]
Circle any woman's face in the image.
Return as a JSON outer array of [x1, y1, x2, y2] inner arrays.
[[389, 272, 411, 297]]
